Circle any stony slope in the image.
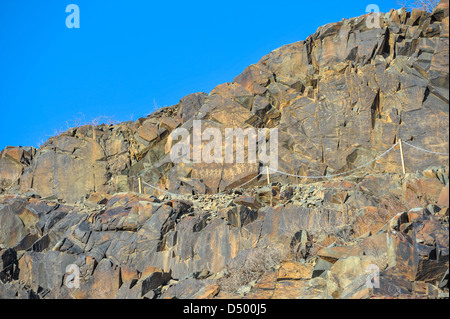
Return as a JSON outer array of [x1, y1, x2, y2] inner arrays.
[[0, 1, 449, 299]]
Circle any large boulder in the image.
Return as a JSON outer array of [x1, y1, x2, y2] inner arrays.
[[0, 146, 35, 192]]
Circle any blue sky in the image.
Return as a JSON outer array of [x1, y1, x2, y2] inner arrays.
[[0, 0, 400, 150]]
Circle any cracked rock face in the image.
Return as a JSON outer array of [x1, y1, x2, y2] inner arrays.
[[1, 166, 448, 299], [1, 0, 448, 203], [0, 0, 449, 299]]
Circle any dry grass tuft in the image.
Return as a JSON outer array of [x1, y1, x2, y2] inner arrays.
[[217, 246, 283, 293]]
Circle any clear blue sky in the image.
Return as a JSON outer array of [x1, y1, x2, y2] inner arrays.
[[0, 0, 400, 150]]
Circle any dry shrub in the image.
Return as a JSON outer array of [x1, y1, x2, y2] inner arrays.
[[378, 194, 408, 220], [364, 240, 388, 260], [89, 115, 119, 126], [217, 246, 283, 293], [397, 0, 440, 12]]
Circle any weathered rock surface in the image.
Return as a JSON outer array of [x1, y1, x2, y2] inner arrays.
[[0, 147, 35, 193], [0, 1, 448, 299], [1, 1, 448, 203], [0, 165, 448, 299]]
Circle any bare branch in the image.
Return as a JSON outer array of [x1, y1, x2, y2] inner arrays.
[[397, 0, 440, 13]]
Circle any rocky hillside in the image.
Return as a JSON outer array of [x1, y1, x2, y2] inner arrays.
[[0, 1, 449, 299]]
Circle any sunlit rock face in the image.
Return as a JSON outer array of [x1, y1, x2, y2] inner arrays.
[[0, 1, 448, 300]]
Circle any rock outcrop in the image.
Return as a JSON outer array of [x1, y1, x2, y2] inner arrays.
[[1, 1, 448, 203], [1, 166, 448, 299], [0, 1, 448, 299]]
